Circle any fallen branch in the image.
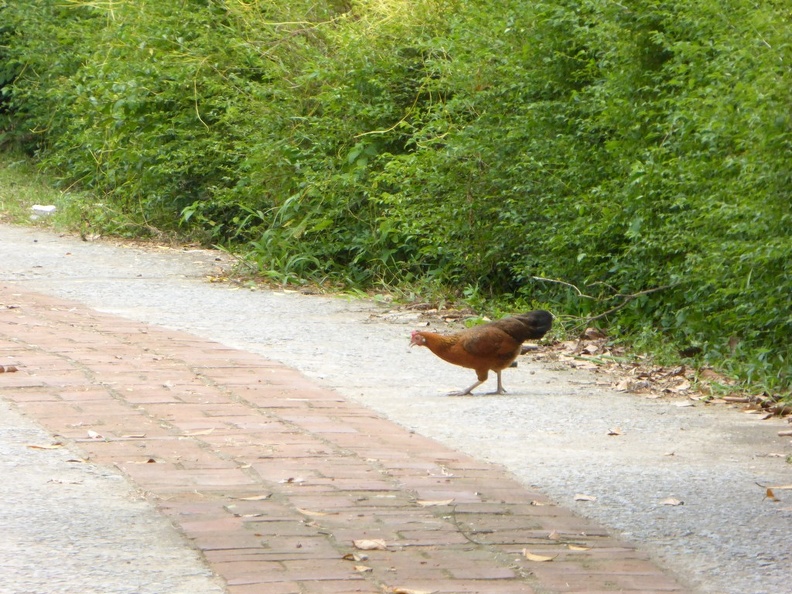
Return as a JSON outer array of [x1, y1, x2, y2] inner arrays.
[[531, 276, 596, 299], [531, 276, 678, 325], [586, 284, 678, 323]]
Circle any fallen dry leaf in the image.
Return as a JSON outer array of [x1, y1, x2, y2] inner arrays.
[[583, 327, 607, 340], [568, 544, 591, 551], [182, 428, 215, 436], [607, 427, 622, 436], [353, 539, 387, 551], [522, 549, 557, 562], [530, 500, 547, 506], [296, 508, 335, 517], [668, 381, 691, 393], [354, 565, 373, 573], [343, 553, 369, 562], [660, 498, 684, 506], [416, 499, 454, 507], [614, 379, 632, 392], [236, 494, 271, 501], [87, 430, 104, 439], [0, 365, 19, 373], [27, 443, 63, 450], [765, 488, 780, 502], [574, 494, 597, 502]]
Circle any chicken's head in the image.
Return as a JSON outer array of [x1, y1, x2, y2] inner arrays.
[[409, 331, 427, 347]]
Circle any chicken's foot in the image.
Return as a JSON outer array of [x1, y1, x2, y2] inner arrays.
[[448, 379, 484, 396]]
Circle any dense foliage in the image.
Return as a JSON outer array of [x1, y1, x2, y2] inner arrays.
[[1, 0, 790, 393]]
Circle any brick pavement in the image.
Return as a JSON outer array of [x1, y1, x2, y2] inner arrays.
[[0, 285, 688, 594]]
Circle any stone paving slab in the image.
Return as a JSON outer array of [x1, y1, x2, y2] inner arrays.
[[0, 285, 688, 594]]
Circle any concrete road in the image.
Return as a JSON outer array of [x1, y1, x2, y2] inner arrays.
[[1, 224, 790, 593], [0, 399, 225, 594]]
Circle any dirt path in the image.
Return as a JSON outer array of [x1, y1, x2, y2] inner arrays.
[[1, 224, 791, 594]]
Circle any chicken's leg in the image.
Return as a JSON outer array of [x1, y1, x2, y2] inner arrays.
[[491, 370, 507, 395], [448, 379, 484, 397]]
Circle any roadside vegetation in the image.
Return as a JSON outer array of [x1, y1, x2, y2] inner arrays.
[[1, 0, 789, 397]]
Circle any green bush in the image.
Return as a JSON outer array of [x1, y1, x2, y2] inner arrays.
[[1, 0, 789, 392]]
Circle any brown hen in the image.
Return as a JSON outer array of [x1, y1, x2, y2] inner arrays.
[[410, 310, 553, 395]]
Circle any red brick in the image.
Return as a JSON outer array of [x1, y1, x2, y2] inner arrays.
[[0, 285, 686, 594]]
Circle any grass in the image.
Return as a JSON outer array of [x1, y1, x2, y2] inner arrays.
[[0, 153, 66, 227], [0, 151, 187, 242]]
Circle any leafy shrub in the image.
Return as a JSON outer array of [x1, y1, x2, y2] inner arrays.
[[1, 0, 789, 392]]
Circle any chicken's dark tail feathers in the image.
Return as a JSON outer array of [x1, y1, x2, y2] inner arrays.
[[512, 310, 553, 341]]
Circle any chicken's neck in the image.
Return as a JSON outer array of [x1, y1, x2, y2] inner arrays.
[[419, 332, 459, 355]]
